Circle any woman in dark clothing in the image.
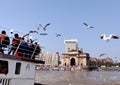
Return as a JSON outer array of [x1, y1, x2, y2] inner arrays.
[[0, 30, 10, 53]]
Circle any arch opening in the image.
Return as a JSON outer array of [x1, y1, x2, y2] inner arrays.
[[70, 58, 76, 66]]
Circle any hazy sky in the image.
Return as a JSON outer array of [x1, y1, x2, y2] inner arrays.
[[0, 0, 120, 61]]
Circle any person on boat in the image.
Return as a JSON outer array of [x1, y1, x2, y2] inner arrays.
[[27, 37, 33, 44], [8, 33, 29, 56], [0, 30, 10, 53], [31, 41, 41, 59], [25, 38, 39, 58], [8, 33, 20, 55], [18, 37, 29, 57], [24, 37, 34, 58]]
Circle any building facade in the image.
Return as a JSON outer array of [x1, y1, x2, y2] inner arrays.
[[61, 39, 90, 67], [36, 52, 59, 66]]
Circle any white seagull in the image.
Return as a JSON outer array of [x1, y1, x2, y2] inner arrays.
[[99, 53, 107, 57], [83, 22, 94, 29], [56, 33, 61, 37], [39, 23, 51, 31], [100, 34, 119, 42]]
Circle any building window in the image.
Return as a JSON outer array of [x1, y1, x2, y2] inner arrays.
[[15, 62, 21, 74], [0, 60, 8, 75]]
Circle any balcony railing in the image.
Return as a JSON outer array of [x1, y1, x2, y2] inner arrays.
[[0, 36, 41, 59]]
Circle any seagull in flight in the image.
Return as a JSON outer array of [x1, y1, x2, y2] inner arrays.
[[43, 23, 50, 31], [39, 23, 51, 31], [100, 34, 119, 42], [40, 33, 48, 36], [56, 33, 61, 37], [83, 22, 94, 29], [37, 24, 43, 30], [99, 53, 107, 57]]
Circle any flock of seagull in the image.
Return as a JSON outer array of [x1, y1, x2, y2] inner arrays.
[[29, 22, 119, 42], [7, 21, 119, 60], [83, 22, 119, 58], [29, 23, 62, 37], [28, 22, 119, 58], [28, 22, 119, 42]]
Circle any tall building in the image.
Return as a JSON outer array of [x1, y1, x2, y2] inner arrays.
[[37, 52, 59, 66], [64, 39, 78, 52]]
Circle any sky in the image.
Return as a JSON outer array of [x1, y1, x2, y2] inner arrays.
[[0, 0, 120, 62]]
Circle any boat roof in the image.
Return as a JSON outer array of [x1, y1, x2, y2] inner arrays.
[[0, 53, 45, 64]]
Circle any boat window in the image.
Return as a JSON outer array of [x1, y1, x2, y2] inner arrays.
[[0, 60, 8, 75], [15, 62, 21, 74]]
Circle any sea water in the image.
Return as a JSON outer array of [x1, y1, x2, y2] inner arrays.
[[35, 70, 120, 85]]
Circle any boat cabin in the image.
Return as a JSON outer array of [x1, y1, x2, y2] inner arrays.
[[0, 30, 45, 85], [0, 53, 45, 85]]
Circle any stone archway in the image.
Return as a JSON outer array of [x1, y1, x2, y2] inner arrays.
[[70, 58, 76, 66], [65, 63, 66, 66]]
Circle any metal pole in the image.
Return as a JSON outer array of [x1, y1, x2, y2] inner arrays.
[[31, 44, 38, 59], [14, 40, 23, 56]]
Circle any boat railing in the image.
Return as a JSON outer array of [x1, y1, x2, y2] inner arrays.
[[0, 78, 10, 85], [0, 36, 41, 59]]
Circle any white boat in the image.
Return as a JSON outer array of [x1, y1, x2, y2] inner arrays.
[[0, 53, 45, 85], [0, 34, 45, 85]]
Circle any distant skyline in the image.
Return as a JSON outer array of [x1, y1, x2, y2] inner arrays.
[[0, 0, 120, 61]]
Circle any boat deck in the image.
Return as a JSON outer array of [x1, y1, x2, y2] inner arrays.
[[0, 53, 45, 64]]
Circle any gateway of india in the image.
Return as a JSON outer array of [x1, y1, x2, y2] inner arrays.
[[61, 39, 90, 67]]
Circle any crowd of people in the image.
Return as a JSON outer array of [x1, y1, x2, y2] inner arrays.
[[0, 30, 41, 59], [36, 65, 82, 71]]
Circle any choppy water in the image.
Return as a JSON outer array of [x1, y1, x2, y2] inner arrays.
[[35, 70, 120, 85]]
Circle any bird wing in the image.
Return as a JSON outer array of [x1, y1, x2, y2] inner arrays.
[[37, 24, 43, 30], [40, 33, 48, 35], [43, 23, 51, 31], [90, 26, 94, 28], [83, 23, 88, 26], [100, 34, 105, 39], [99, 53, 106, 57], [84, 23, 94, 29], [110, 34, 119, 39], [56, 33, 61, 37], [39, 24, 43, 27], [29, 30, 38, 34]]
